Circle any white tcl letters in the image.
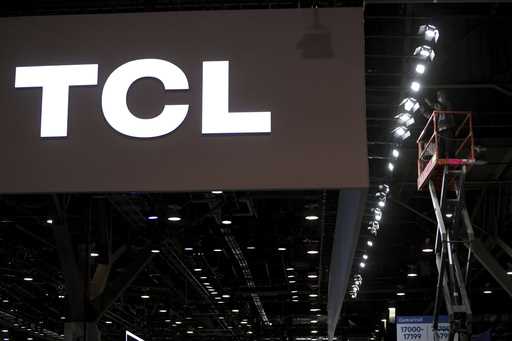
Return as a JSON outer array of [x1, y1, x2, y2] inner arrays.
[[15, 64, 98, 137], [14, 59, 271, 138]]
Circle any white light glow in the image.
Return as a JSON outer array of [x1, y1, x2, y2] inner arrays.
[[213, 249, 222, 252], [221, 220, 232, 225], [168, 216, 181, 222], [415, 64, 426, 74], [396, 292, 405, 296], [222, 294, 230, 298], [307, 274, 318, 279], [367, 241, 374, 247], [105, 321, 113, 324], [362, 254, 368, 260], [202, 61, 271, 134], [422, 248, 434, 253], [231, 309, 239, 313], [211, 190, 223, 194], [185, 247, 194, 251], [445, 213, 453, 218], [407, 273, 418, 277], [392, 149, 400, 158], [307, 250, 319, 255], [15, 64, 98, 137], [388, 162, 395, 172], [151, 249, 160, 253], [286, 267, 295, 271], [247, 246, 256, 250], [23, 277, 33, 281], [310, 308, 320, 312], [305, 215, 319, 221], [359, 262, 366, 268], [378, 200, 386, 208], [147, 216, 159, 221], [46, 219, 53, 224], [309, 294, 318, 298], [90, 252, 99, 257], [507, 271, 512, 276], [483, 290, 492, 294], [193, 268, 202, 272], [410, 81, 421, 92], [102, 59, 189, 138], [278, 247, 287, 251], [140, 295, 150, 299]]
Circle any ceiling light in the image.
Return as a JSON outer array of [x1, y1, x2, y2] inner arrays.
[[211, 190, 223, 194], [159, 309, 168, 313], [185, 247, 194, 251], [359, 262, 366, 268], [151, 249, 160, 254], [165, 319, 171, 323], [105, 321, 112, 324], [381, 319, 386, 322], [1, 300, 8, 303], [277, 247, 287, 251], [445, 213, 453, 218], [90, 252, 99, 257], [193, 268, 202, 272], [221, 219, 232, 225], [399, 97, 420, 113], [305, 215, 319, 221], [395, 112, 415, 127], [378, 200, 386, 208], [422, 248, 434, 253], [407, 273, 418, 277], [168, 216, 181, 222], [414, 45, 435, 61], [246, 246, 256, 250], [23, 277, 33, 281], [291, 290, 298, 294], [410, 81, 421, 92], [392, 149, 400, 158], [176, 321, 182, 325], [232, 309, 239, 313], [186, 331, 194, 335], [240, 321, 248, 325], [140, 295, 150, 299], [309, 294, 318, 298], [311, 330, 318, 334], [287, 275, 295, 278], [310, 320, 318, 324], [292, 295, 298, 299], [211, 291, 218, 295], [362, 254, 368, 260], [415, 63, 426, 74], [387, 162, 395, 172], [46, 219, 53, 224], [292, 299, 299, 302], [215, 297, 221, 300], [418, 24, 439, 43], [203, 282, 210, 285], [222, 294, 230, 298], [307, 274, 318, 279], [483, 290, 492, 294], [396, 292, 405, 296], [58, 295, 65, 299], [147, 215, 158, 220], [392, 126, 411, 140], [286, 267, 294, 271], [289, 280, 296, 284], [367, 240, 374, 247], [307, 250, 319, 255], [213, 248, 222, 252], [247, 331, 253, 335], [507, 271, 512, 275], [310, 308, 320, 312]]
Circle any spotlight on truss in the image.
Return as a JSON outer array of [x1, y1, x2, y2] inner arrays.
[[392, 126, 411, 140], [410, 81, 421, 93], [418, 24, 439, 44], [378, 184, 390, 194], [414, 45, 435, 62], [395, 112, 415, 127], [399, 97, 420, 113]]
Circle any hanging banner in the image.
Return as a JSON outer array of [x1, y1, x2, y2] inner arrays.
[[397, 316, 449, 341]]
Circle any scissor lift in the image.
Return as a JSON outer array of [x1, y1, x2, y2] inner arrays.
[[417, 111, 476, 341]]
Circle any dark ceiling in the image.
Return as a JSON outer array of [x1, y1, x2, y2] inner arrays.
[[1, 1, 512, 341]]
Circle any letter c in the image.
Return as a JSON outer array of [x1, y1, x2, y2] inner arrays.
[[101, 59, 189, 138]]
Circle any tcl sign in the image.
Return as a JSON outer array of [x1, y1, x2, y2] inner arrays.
[[14, 59, 271, 138]]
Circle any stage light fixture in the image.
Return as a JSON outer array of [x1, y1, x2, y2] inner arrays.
[[392, 126, 411, 140], [418, 24, 439, 44], [147, 215, 158, 221], [387, 162, 395, 172], [367, 240, 374, 247], [392, 148, 400, 158], [362, 254, 368, 260], [211, 190, 223, 194], [410, 81, 421, 92], [414, 45, 435, 62], [399, 97, 420, 113], [415, 63, 426, 75], [359, 262, 366, 268], [395, 112, 415, 127]]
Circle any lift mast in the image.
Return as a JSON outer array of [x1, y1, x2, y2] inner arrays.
[[417, 111, 476, 341]]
